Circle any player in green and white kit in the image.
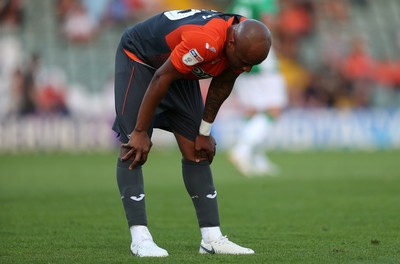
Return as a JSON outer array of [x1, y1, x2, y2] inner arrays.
[[228, 0, 288, 177]]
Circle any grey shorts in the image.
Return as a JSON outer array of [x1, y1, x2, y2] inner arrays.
[[112, 45, 204, 143]]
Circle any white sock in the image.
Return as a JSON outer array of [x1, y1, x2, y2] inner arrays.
[[130, 225, 153, 244], [200, 226, 223, 243]]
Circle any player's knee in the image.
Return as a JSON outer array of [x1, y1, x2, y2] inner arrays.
[[175, 134, 197, 161]]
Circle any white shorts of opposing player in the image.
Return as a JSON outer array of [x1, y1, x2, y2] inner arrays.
[[234, 48, 287, 111]]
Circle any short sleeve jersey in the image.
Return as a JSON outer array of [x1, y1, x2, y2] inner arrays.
[[121, 9, 246, 80]]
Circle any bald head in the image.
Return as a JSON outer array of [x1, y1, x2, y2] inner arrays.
[[234, 19, 272, 65]]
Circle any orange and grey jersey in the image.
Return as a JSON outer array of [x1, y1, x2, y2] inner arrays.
[[121, 9, 246, 80]]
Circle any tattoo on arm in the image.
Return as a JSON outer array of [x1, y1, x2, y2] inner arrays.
[[203, 70, 238, 122]]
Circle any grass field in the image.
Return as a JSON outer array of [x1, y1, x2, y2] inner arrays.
[[1, 149, 400, 264]]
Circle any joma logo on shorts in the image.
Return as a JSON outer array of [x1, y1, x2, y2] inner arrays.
[[192, 67, 213, 79]]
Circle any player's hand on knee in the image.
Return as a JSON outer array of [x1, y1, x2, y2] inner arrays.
[[121, 131, 153, 169], [194, 135, 217, 164]]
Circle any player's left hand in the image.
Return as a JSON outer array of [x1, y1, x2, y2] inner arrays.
[[194, 134, 217, 164]]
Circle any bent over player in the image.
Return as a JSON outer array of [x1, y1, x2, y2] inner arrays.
[[113, 9, 271, 257]]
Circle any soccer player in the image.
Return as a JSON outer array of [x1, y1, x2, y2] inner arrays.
[[113, 9, 271, 257], [228, 0, 288, 177]]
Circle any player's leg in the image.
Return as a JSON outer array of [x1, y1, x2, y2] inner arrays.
[[228, 74, 263, 176], [251, 73, 287, 176], [230, 72, 287, 177], [174, 133, 254, 254], [230, 111, 279, 176], [162, 79, 254, 254], [116, 149, 167, 257], [231, 113, 279, 176], [113, 43, 167, 257]]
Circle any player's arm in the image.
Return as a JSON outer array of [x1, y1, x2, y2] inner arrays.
[[121, 58, 183, 169], [194, 68, 239, 163], [203, 68, 238, 123]]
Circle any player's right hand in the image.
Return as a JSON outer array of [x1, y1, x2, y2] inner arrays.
[[121, 130, 153, 170]]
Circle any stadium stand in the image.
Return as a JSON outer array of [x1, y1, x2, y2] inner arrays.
[[3, 0, 399, 106]]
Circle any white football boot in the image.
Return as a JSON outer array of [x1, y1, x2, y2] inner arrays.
[[228, 150, 254, 177], [253, 154, 280, 177], [130, 226, 168, 257], [130, 240, 168, 257], [199, 236, 255, 255]]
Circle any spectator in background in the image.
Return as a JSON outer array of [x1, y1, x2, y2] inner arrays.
[[10, 69, 28, 114], [102, 0, 162, 26], [11, 52, 70, 117], [372, 56, 400, 107], [20, 54, 41, 115], [63, 1, 98, 43], [269, 0, 314, 108], [302, 0, 353, 108], [102, 0, 139, 25], [277, 0, 314, 59], [36, 83, 69, 115], [10, 53, 41, 116], [0, 0, 24, 30], [305, 59, 350, 108], [278, 54, 310, 107], [81, 0, 110, 26], [374, 58, 397, 90], [36, 66, 70, 116], [323, 0, 349, 22], [306, 26, 350, 108], [0, 36, 23, 116], [340, 36, 375, 108], [56, 0, 77, 22]]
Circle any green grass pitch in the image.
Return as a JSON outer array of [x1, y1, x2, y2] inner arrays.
[[1, 149, 400, 263]]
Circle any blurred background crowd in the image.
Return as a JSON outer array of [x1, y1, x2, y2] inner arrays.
[[0, 0, 399, 151], [0, 0, 400, 115]]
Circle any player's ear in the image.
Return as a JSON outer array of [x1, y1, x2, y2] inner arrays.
[[226, 26, 236, 48]]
